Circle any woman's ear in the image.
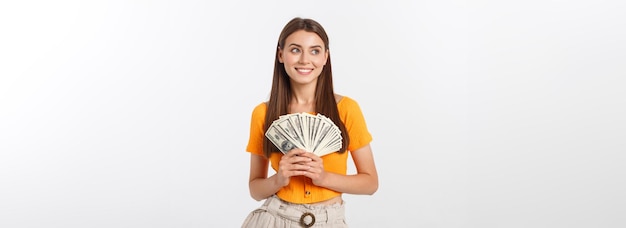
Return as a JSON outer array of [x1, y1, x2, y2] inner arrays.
[[278, 47, 284, 63], [324, 49, 329, 65]]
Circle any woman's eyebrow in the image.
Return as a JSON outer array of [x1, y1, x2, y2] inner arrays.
[[287, 43, 323, 49], [287, 43, 302, 48]]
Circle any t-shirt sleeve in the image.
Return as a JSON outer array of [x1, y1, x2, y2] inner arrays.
[[246, 103, 267, 156], [341, 97, 373, 152]]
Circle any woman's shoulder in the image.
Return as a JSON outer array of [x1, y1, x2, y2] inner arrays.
[[335, 94, 344, 104], [336, 94, 365, 114], [255, 101, 268, 108], [336, 94, 359, 107], [251, 101, 267, 117]]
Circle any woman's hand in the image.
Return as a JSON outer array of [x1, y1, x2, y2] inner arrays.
[[276, 148, 317, 187], [298, 152, 327, 187]]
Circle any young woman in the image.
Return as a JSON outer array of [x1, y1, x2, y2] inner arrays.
[[242, 17, 378, 228]]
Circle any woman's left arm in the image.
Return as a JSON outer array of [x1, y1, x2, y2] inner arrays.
[[302, 144, 378, 195]]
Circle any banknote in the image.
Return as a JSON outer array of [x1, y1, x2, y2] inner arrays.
[[265, 112, 342, 156]]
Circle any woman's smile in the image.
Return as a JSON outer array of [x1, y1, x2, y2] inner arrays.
[[296, 67, 313, 75]]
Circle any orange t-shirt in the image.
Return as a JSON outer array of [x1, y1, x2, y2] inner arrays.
[[246, 96, 373, 204]]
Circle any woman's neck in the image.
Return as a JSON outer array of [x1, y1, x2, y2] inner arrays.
[[290, 87, 316, 113]]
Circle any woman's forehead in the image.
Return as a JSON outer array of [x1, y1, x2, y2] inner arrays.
[[285, 30, 325, 48]]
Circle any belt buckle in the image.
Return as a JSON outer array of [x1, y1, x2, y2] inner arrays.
[[300, 212, 315, 227]]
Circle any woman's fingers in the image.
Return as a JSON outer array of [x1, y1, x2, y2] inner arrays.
[[279, 151, 326, 181], [284, 149, 314, 163], [286, 148, 306, 155]]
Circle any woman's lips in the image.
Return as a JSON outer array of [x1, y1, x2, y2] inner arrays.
[[296, 68, 313, 74]]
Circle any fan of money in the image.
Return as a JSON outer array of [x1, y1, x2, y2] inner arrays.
[[265, 112, 343, 157]]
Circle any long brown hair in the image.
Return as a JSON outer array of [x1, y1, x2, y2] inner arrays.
[[263, 17, 349, 157]]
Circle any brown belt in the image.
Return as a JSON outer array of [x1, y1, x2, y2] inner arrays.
[[262, 195, 344, 227]]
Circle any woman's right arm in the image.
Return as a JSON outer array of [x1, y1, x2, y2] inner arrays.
[[248, 154, 282, 201]]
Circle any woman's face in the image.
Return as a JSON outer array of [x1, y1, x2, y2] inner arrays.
[[278, 30, 328, 86]]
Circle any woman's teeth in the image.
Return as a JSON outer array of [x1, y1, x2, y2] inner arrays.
[[297, 68, 312, 73]]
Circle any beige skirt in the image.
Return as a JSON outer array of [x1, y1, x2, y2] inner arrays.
[[242, 195, 348, 228]]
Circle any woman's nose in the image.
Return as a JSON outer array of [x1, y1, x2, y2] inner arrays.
[[298, 52, 310, 64]]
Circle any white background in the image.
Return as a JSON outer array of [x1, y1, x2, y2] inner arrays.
[[1, 0, 625, 227]]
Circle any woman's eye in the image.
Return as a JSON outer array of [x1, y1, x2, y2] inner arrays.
[[290, 48, 300, 53], [311, 49, 320, 55]]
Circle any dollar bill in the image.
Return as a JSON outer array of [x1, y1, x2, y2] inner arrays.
[[265, 112, 343, 156]]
